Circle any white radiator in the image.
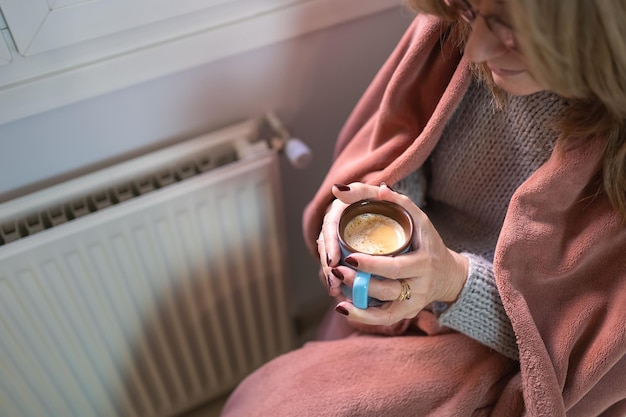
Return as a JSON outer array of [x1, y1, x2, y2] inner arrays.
[[0, 118, 297, 417]]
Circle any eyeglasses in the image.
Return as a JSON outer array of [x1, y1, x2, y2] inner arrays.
[[447, 0, 518, 51]]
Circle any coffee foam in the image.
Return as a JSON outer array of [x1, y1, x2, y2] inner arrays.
[[344, 213, 406, 255]]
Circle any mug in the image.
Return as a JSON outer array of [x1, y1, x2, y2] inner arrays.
[[337, 199, 414, 309]]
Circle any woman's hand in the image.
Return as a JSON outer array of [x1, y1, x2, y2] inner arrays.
[[316, 184, 357, 297], [317, 182, 469, 326]]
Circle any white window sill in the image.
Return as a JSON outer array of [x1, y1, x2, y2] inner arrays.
[[0, 0, 401, 125]]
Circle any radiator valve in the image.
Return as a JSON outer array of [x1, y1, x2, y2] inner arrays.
[[265, 112, 313, 169]]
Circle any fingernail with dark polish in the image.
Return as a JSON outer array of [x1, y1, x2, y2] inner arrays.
[[335, 305, 349, 316], [344, 256, 358, 268], [331, 268, 344, 280], [334, 184, 351, 192], [326, 253, 331, 267]]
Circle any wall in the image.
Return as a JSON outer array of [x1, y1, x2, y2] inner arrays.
[[0, 7, 412, 314]]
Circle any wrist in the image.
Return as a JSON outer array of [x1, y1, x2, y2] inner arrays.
[[442, 250, 469, 303]]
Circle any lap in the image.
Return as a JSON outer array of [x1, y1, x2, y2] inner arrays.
[[220, 331, 519, 417]]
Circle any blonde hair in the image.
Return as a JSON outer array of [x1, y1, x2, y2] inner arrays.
[[407, 0, 626, 218]]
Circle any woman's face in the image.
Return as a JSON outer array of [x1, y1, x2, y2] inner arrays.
[[461, 0, 545, 96]]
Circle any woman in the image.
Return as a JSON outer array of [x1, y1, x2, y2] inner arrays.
[[220, 0, 626, 415]]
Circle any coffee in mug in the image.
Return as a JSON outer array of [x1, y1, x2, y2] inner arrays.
[[343, 213, 407, 255], [337, 200, 414, 308]]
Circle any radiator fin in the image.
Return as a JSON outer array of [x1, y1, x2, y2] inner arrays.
[[0, 149, 295, 417], [0, 135, 239, 246]]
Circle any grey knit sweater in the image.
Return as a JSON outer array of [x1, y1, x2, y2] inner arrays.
[[395, 80, 566, 360]]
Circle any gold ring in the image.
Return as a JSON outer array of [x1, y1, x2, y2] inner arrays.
[[396, 279, 411, 302]]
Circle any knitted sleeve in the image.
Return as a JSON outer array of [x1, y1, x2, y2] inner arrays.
[[394, 170, 519, 360], [435, 253, 519, 360]]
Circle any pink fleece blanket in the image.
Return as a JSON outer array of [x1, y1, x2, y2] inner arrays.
[[221, 14, 626, 417]]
